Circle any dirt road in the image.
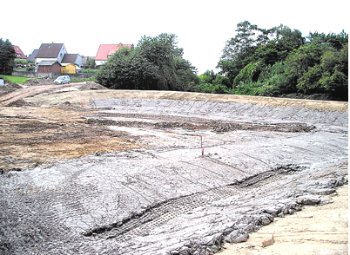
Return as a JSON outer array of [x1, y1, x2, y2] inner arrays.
[[0, 83, 347, 254]]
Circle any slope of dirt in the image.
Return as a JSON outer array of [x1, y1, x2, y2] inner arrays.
[[218, 184, 348, 255], [24, 87, 347, 111], [0, 83, 347, 255]]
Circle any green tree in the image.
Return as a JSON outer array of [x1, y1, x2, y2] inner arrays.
[[86, 56, 96, 69], [194, 70, 231, 94], [97, 48, 160, 90], [254, 25, 304, 65], [217, 20, 347, 100], [0, 38, 16, 74], [298, 43, 348, 99], [97, 33, 197, 91], [218, 21, 304, 85], [308, 31, 348, 50], [218, 21, 264, 82]]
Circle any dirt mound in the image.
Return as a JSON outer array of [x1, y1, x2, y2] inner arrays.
[[77, 81, 107, 91], [24, 78, 54, 86], [0, 82, 23, 96]]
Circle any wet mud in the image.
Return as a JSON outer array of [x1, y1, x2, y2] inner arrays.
[[0, 84, 347, 254]]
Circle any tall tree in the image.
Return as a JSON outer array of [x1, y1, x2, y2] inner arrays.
[[218, 21, 277, 83], [97, 33, 197, 91], [0, 38, 16, 74]]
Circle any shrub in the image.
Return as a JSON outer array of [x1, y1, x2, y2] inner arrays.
[[194, 83, 228, 94]]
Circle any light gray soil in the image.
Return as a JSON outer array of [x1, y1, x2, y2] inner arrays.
[[0, 96, 347, 255]]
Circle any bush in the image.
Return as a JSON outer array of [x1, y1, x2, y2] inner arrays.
[[26, 66, 35, 72], [14, 59, 28, 65], [231, 82, 266, 96], [80, 68, 99, 74], [233, 61, 262, 85], [194, 83, 228, 94]]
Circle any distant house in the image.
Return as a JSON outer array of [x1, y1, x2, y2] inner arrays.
[[12, 45, 26, 59], [35, 43, 67, 65], [61, 54, 82, 74], [95, 43, 133, 66], [35, 43, 67, 75], [27, 49, 38, 63]]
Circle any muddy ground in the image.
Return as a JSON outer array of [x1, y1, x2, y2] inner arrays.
[[218, 184, 348, 255], [0, 82, 348, 254]]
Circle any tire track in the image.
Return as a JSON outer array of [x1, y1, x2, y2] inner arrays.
[[83, 164, 303, 240]]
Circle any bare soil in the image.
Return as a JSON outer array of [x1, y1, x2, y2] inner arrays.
[[218, 184, 348, 255], [0, 82, 347, 255], [0, 106, 137, 172]]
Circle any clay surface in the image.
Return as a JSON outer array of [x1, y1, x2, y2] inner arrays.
[[0, 83, 347, 254]]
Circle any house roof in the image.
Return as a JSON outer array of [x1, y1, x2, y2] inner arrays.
[[13, 45, 26, 59], [36, 43, 64, 58], [95, 43, 133, 61], [62, 54, 78, 63]]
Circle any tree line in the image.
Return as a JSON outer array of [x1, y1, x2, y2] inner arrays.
[[97, 22, 347, 100], [215, 21, 348, 100]]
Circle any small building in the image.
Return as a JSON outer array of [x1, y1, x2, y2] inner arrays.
[[12, 45, 26, 59], [95, 43, 133, 66], [61, 63, 77, 74], [36, 60, 61, 75], [61, 54, 82, 74]]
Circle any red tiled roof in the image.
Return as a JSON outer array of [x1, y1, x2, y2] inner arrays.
[[13, 45, 26, 59], [95, 43, 133, 61]]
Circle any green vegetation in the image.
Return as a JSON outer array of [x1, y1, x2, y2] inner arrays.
[[84, 57, 96, 69], [215, 21, 348, 100], [1, 75, 30, 84], [95, 23, 347, 100], [194, 70, 230, 94], [0, 38, 16, 75], [80, 68, 99, 74], [97, 33, 198, 91]]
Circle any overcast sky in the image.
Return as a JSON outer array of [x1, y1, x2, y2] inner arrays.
[[2, 0, 348, 73]]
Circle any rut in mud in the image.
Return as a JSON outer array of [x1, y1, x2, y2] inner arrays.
[[84, 164, 303, 239], [86, 113, 315, 133]]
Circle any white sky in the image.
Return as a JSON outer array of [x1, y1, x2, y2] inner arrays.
[[2, 0, 348, 73]]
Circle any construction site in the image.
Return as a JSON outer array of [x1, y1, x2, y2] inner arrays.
[[0, 82, 348, 255]]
